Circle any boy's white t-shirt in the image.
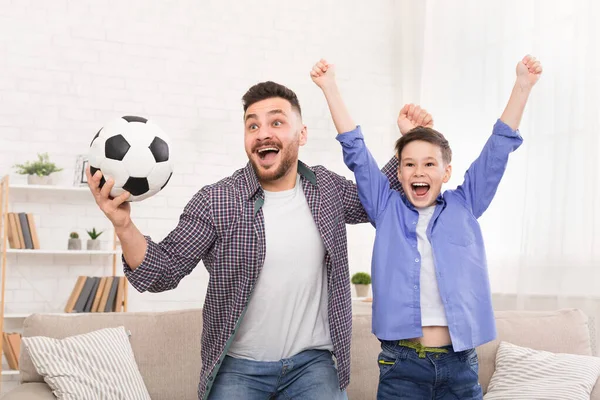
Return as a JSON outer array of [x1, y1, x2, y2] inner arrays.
[[416, 205, 448, 326]]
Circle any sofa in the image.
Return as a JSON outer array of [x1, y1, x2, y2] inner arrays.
[[2, 307, 599, 399]]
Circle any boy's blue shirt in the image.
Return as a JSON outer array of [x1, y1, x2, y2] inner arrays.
[[336, 119, 523, 351]]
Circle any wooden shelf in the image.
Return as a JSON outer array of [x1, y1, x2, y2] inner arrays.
[[6, 249, 120, 255]]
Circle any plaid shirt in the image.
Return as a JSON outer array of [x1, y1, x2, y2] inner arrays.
[[124, 158, 400, 399]]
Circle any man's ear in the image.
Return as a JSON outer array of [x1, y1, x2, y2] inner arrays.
[[443, 164, 452, 183], [299, 125, 308, 146]]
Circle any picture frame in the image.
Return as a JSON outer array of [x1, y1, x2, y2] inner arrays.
[[73, 155, 89, 186]]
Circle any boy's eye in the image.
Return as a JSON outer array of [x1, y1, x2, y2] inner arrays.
[[405, 163, 414, 167], [426, 162, 435, 167]]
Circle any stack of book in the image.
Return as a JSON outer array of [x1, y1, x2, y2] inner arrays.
[[5, 212, 39, 250], [64, 276, 126, 313], [2, 332, 21, 370]]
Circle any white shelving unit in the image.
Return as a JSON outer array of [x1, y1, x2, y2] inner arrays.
[[6, 249, 119, 255], [0, 175, 128, 386]]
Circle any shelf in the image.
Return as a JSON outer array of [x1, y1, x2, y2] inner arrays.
[[1, 370, 19, 376], [3, 313, 31, 319], [8, 184, 90, 193], [6, 249, 119, 255]]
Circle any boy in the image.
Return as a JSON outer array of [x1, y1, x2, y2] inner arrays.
[[310, 55, 542, 399]]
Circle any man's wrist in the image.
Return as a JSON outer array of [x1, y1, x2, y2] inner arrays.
[[114, 217, 133, 238]]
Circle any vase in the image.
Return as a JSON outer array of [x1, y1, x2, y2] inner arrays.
[[354, 284, 370, 298], [87, 239, 101, 250], [27, 175, 52, 185], [68, 238, 81, 250]]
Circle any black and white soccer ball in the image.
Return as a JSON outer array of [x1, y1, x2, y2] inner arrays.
[[88, 115, 174, 202]]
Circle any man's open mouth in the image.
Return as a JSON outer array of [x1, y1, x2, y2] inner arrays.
[[256, 147, 280, 162], [411, 182, 430, 197]]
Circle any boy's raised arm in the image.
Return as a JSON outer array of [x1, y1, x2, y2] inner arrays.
[[310, 59, 393, 223], [457, 55, 543, 218], [500, 55, 543, 131], [310, 60, 356, 134]]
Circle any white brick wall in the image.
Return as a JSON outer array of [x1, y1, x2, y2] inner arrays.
[[0, 0, 403, 340]]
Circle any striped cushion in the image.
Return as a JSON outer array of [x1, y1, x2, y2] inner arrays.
[[22, 326, 151, 400], [485, 341, 600, 399]]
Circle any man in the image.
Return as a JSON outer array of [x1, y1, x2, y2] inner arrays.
[[87, 81, 431, 399]]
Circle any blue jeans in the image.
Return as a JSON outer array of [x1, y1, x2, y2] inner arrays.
[[208, 349, 347, 400], [377, 340, 483, 400]]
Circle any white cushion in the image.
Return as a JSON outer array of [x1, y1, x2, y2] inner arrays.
[[22, 326, 151, 400], [485, 341, 600, 400]]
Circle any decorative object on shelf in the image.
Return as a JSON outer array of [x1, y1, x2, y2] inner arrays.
[[13, 153, 63, 185], [73, 154, 90, 187], [68, 232, 81, 250], [2, 332, 21, 370], [88, 115, 174, 202], [6, 212, 40, 250], [65, 275, 127, 313], [351, 272, 371, 298], [86, 228, 103, 250]]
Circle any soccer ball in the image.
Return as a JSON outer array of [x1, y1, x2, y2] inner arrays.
[[88, 115, 174, 202]]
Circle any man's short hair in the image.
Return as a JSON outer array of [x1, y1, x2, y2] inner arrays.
[[242, 81, 302, 116]]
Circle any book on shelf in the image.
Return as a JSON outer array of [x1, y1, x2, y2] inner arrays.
[[65, 276, 126, 313], [2, 332, 21, 370], [6, 212, 40, 250]]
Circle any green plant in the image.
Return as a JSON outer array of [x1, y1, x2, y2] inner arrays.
[[86, 228, 103, 240], [351, 272, 371, 285], [69, 232, 79, 239], [13, 153, 63, 177]]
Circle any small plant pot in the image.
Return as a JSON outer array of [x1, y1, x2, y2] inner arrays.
[[27, 175, 52, 185], [68, 238, 81, 250], [354, 284, 370, 298], [87, 240, 101, 250]]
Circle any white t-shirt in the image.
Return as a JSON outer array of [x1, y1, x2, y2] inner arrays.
[[227, 174, 333, 361], [416, 205, 448, 327]]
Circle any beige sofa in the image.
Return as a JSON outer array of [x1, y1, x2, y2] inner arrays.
[[2, 307, 598, 399]]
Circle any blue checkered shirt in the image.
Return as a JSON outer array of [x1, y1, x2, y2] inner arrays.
[[124, 159, 400, 399]]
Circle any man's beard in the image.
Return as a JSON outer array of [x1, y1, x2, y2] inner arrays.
[[250, 140, 299, 184]]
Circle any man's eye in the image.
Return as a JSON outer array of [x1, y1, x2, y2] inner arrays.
[[273, 121, 282, 127], [248, 123, 258, 130]]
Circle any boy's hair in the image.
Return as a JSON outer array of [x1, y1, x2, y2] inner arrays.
[[395, 126, 452, 165], [242, 81, 302, 116]]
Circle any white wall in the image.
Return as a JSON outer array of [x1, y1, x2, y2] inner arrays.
[[0, 0, 403, 315]]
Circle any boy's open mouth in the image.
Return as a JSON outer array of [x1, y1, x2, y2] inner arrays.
[[411, 182, 430, 197]]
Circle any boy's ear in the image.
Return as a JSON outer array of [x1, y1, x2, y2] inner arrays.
[[443, 164, 452, 183]]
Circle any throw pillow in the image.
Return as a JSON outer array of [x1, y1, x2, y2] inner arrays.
[[22, 326, 151, 400], [485, 341, 600, 400]]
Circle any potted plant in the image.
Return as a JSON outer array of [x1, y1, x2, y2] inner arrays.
[[13, 153, 63, 185], [351, 272, 371, 298], [86, 228, 103, 250], [67, 232, 81, 250]]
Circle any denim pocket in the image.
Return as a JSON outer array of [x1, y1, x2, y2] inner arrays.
[[377, 349, 400, 382], [466, 349, 479, 378]]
